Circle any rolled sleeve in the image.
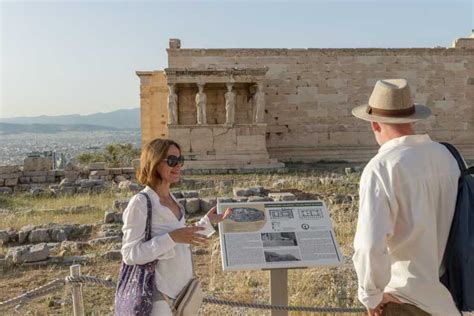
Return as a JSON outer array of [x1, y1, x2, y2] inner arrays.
[[121, 194, 176, 265], [352, 171, 394, 309]]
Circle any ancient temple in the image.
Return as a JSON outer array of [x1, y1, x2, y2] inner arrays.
[[137, 35, 474, 171]]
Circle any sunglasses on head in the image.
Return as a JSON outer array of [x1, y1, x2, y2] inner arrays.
[[165, 155, 184, 167]]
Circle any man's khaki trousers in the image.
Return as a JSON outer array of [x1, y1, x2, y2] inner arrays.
[[382, 302, 430, 316]]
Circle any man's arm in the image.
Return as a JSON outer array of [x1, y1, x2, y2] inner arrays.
[[352, 171, 395, 310]]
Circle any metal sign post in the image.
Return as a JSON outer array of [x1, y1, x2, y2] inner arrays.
[[270, 268, 288, 316]]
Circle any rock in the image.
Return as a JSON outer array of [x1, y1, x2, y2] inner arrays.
[[59, 178, 75, 187], [29, 228, 51, 243], [248, 186, 265, 196], [114, 199, 130, 212], [172, 191, 183, 199], [8, 244, 49, 264], [102, 250, 122, 261], [114, 175, 127, 183], [177, 198, 186, 210], [0, 230, 10, 245], [200, 198, 217, 213], [18, 225, 36, 244], [234, 197, 248, 202], [104, 210, 116, 223], [268, 192, 296, 201], [60, 186, 77, 195], [185, 198, 201, 214], [330, 194, 353, 204], [114, 213, 123, 223], [182, 190, 199, 198], [344, 167, 355, 175], [30, 187, 45, 197], [60, 241, 90, 252], [88, 162, 106, 170], [247, 196, 274, 202], [7, 228, 18, 243], [50, 228, 67, 242], [46, 242, 61, 251], [118, 180, 132, 190], [89, 236, 121, 246], [0, 187, 13, 194], [217, 197, 234, 204], [193, 248, 208, 256], [64, 162, 80, 172], [64, 171, 78, 182], [233, 187, 252, 197]]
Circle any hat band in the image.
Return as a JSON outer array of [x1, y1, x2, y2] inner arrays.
[[366, 105, 416, 117]]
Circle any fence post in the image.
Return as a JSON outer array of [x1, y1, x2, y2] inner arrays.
[[70, 264, 85, 316]]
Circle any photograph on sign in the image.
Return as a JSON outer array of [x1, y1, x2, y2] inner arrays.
[[217, 200, 343, 271]]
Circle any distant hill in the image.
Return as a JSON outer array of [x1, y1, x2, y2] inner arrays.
[[0, 122, 122, 135], [0, 108, 140, 129]]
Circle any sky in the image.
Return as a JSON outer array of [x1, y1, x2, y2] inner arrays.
[[0, 0, 472, 118]]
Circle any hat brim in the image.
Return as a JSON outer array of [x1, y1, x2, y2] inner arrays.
[[351, 104, 432, 123]]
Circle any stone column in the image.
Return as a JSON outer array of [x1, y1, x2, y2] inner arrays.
[[167, 84, 178, 124], [225, 83, 236, 125], [254, 82, 265, 123], [195, 83, 207, 125]]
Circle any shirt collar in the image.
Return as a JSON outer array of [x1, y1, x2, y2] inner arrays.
[[378, 134, 432, 153]]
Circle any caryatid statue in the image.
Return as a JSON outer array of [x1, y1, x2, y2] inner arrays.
[[225, 83, 236, 125], [195, 83, 207, 125], [167, 84, 178, 124], [254, 82, 265, 123]]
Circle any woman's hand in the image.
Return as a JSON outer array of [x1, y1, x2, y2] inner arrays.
[[169, 226, 208, 245], [206, 206, 232, 225]]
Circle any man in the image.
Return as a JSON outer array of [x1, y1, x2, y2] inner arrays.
[[351, 79, 460, 316]]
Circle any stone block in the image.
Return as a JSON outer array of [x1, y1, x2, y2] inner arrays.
[[0, 230, 10, 245], [102, 250, 122, 261], [19, 177, 31, 184], [247, 196, 273, 202], [0, 165, 21, 173], [31, 176, 47, 183], [122, 167, 135, 174], [5, 178, 18, 186], [200, 198, 217, 213], [268, 192, 296, 201], [236, 135, 266, 152], [114, 199, 130, 212], [88, 162, 106, 170], [23, 157, 52, 172], [50, 229, 67, 242], [182, 190, 199, 198], [0, 172, 20, 180], [108, 168, 122, 175], [89, 236, 122, 246], [190, 128, 214, 153], [104, 210, 117, 223], [233, 187, 253, 197], [29, 228, 51, 243], [185, 198, 201, 214], [132, 159, 140, 169], [213, 127, 237, 154], [23, 170, 48, 177]]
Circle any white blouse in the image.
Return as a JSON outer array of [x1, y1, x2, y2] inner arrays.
[[121, 186, 215, 298]]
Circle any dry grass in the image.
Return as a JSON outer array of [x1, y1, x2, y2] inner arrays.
[[0, 167, 365, 315]]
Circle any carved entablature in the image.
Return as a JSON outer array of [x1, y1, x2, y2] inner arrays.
[[164, 67, 268, 84]]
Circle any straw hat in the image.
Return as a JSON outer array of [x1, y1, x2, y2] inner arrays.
[[352, 79, 431, 123]]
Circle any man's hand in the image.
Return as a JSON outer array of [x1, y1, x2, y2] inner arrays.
[[368, 293, 402, 316]]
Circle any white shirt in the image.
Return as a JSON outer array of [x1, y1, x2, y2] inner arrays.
[[121, 186, 215, 298], [352, 134, 460, 315]]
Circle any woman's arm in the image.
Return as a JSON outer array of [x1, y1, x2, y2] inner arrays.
[[121, 194, 176, 265]]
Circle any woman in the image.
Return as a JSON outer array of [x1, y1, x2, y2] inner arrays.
[[120, 138, 230, 315]]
